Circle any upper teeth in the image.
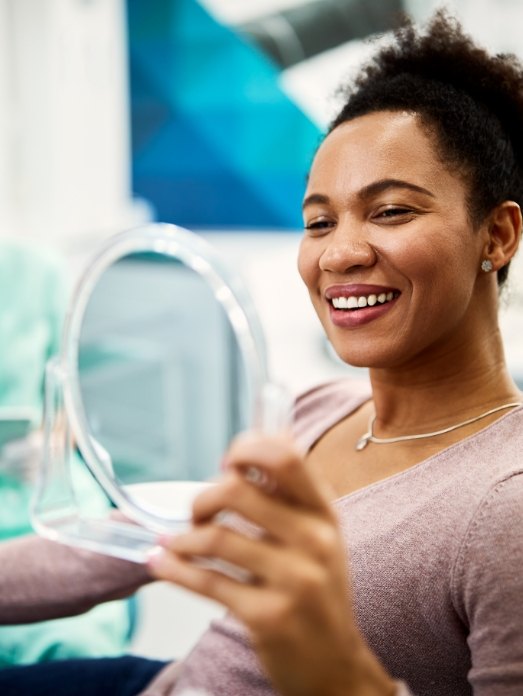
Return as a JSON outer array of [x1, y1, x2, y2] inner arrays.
[[331, 292, 394, 309]]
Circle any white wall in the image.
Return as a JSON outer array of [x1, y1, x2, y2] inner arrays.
[[0, 1, 12, 231], [0, 0, 145, 243]]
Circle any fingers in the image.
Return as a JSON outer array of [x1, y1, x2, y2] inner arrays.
[[160, 523, 282, 583], [161, 524, 326, 588], [148, 546, 312, 638], [151, 522, 340, 609], [148, 431, 344, 613], [192, 432, 338, 555], [148, 546, 260, 609], [192, 471, 338, 555], [147, 431, 350, 636], [222, 432, 334, 510]]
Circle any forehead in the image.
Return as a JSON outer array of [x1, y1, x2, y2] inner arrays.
[[307, 111, 461, 199]]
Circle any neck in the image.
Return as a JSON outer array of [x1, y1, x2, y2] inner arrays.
[[368, 326, 520, 434]]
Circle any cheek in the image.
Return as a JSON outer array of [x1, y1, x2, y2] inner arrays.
[[394, 233, 480, 339], [392, 227, 475, 286], [297, 239, 318, 291]]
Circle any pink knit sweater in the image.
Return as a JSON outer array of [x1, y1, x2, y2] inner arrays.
[[0, 535, 150, 625], [144, 379, 523, 696], [2, 379, 521, 695]]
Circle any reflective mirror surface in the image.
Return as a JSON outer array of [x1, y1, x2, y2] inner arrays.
[[75, 251, 252, 519], [32, 224, 275, 559]]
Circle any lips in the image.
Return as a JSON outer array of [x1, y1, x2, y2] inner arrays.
[[325, 284, 400, 327]]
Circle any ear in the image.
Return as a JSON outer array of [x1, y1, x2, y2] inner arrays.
[[482, 201, 522, 271]]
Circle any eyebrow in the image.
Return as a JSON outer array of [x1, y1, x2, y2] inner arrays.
[[302, 178, 435, 210]]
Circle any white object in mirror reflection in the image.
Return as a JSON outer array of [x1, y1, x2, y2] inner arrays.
[[31, 224, 290, 563]]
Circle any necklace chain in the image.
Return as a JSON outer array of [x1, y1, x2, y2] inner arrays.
[[355, 402, 522, 451]]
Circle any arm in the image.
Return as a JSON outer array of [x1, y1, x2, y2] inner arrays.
[[148, 432, 402, 696], [452, 473, 523, 695], [0, 535, 151, 624]]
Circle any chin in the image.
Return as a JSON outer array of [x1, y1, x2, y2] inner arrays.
[[331, 348, 376, 369], [330, 344, 404, 370]]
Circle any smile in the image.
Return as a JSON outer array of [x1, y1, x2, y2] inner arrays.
[[330, 291, 399, 310]]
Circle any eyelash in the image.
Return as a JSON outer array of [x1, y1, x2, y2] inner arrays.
[[304, 207, 416, 234], [304, 219, 333, 231], [375, 207, 415, 219]]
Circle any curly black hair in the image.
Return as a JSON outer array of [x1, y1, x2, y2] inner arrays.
[[329, 10, 523, 285]]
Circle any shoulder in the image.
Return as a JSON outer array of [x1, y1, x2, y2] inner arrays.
[[451, 470, 523, 615], [292, 377, 372, 452], [458, 406, 523, 482], [449, 471, 523, 682]]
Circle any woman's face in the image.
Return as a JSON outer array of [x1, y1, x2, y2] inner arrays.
[[298, 110, 491, 369]]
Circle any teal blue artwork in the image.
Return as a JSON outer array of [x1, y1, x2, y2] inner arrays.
[[127, 0, 322, 228]]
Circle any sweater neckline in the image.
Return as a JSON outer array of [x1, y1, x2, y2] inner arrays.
[[309, 386, 523, 506]]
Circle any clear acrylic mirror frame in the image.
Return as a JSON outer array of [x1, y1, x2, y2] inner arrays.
[[31, 224, 289, 562]]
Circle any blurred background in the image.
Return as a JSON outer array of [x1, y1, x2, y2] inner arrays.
[[1, 0, 523, 667]]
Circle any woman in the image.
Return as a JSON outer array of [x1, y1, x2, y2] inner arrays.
[[146, 11, 523, 696]]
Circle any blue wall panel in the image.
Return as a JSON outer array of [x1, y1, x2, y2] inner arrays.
[[127, 0, 322, 229]]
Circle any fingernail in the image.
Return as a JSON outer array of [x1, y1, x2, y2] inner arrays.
[[156, 534, 174, 548], [146, 546, 164, 566]]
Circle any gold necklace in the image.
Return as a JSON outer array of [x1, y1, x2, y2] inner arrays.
[[355, 402, 522, 451]]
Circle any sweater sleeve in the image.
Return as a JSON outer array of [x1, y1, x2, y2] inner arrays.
[[451, 473, 523, 694], [0, 535, 151, 625]]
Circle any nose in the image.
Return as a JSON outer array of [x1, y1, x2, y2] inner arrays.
[[319, 224, 377, 273]]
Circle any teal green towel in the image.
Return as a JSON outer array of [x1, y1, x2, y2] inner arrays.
[[0, 240, 133, 666]]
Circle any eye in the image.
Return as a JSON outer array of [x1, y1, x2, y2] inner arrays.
[[303, 217, 335, 235], [374, 206, 416, 223]]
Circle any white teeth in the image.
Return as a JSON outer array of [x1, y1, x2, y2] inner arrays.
[[331, 291, 397, 310]]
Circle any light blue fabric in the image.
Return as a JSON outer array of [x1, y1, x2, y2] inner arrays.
[[0, 241, 64, 416], [0, 239, 133, 666]]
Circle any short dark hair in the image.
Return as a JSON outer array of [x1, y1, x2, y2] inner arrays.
[[329, 10, 523, 285]]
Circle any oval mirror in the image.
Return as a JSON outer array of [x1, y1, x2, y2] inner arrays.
[[32, 224, 281, 560]]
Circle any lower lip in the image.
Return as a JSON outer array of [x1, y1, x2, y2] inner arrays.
[[328, 297, 398, 328]]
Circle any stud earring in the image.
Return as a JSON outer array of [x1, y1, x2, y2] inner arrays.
[[481, 259, 493, 273]]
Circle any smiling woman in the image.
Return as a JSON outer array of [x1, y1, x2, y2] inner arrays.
[[145, 10, 523, 696], [299, 108, 512, 368]]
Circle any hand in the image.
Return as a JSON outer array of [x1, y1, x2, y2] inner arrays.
[[148, 433, 396, 696]]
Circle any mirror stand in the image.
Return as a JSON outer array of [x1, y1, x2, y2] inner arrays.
[[31, 358, 160, 563], [31, 359, 292, 564], [30, 225, 293, 564]]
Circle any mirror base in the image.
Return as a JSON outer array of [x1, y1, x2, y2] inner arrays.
[[32, 514, 173, 564]]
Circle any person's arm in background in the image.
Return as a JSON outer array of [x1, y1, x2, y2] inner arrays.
[[0, 534, 151, 625]]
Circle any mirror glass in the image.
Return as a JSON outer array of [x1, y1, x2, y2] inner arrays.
[[32, 224, 277, 560], [74, 250, 254, 522]]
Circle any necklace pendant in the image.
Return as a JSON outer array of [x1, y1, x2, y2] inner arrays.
[[355, 433, 371, 451]]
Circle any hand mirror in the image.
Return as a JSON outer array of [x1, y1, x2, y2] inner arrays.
[[31, 224, 288, 562]]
